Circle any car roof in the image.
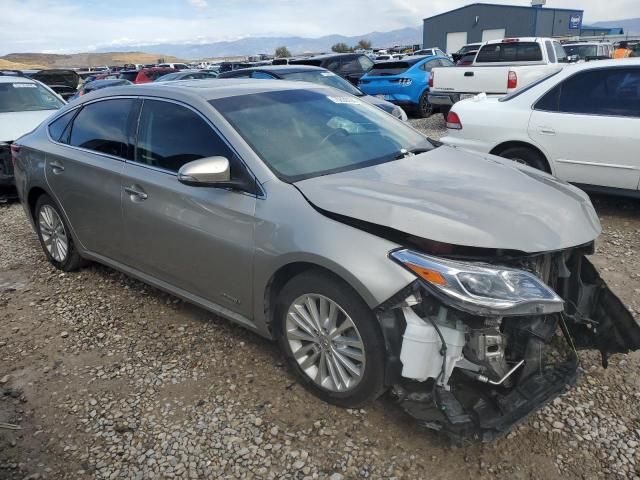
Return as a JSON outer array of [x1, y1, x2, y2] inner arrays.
[[483, 37, 543, 45], [564, 42, 612, 46], [292, 53, 360, 60], [562, 57, 640, 71], [0, 74, 37, 84], [223, 65, 326, 75], [71, 78, 333, 103]]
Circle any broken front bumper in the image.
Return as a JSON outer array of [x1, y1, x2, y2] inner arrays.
[[379, 248, 640, 442]]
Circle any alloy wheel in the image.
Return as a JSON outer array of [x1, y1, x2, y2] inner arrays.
[[285, 294, 366, 392], [38, 205, 69, 263]]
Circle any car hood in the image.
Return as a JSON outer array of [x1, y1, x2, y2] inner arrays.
[[295, 146, 602, 253], [0, 110, 58, 143]]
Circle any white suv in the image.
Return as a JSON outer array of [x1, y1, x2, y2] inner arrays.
[[0, 72, 65, 200], [441, 59, 640, 196]]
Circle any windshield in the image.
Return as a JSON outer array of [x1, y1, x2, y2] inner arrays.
[[0, 82, 64, 113], [155, 72, 182, 82], [476, 42, 543, 62], [281, 70, 362, 96], [210, 89, 429, 182], [564, 44, 596, 59]]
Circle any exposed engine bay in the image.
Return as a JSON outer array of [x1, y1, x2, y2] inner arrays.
[[377, 243, 640, 442]]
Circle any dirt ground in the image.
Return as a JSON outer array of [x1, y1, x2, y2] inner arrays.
[[1, 119, 639, 479]]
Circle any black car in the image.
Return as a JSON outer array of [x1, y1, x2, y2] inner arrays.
[[289, 53, 374, 85], [25, 69, 80, 100], [68, 79, 132, 101], [218, 65, 407, 121]]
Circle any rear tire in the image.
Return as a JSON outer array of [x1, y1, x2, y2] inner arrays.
[[274, 270, 386, 408], [498, 146, 549, 173], [34, 194, 86, 272], [417, 91, 434, 118], [440, 106, 451, 119]]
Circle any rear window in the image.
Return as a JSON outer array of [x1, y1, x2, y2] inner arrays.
[[0, 82, 64, 113], [119, 71, 139, 82], [475, 42, 543, 63], [369, 61, 411, 76], [290, 59, 323, 67]]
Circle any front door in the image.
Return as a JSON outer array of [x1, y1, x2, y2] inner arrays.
[[45, 98, 137, 259], [121, 99, 257, 317], [529, 66, 640, 190]]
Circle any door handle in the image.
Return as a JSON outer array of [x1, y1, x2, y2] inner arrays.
[[464, 71, 474, 77], [124, 186, 148, 200], [538, 127, 556, 135], [49, 161, 65, 173]]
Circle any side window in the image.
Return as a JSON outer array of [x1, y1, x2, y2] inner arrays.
[[538, 68, 640, 117], [534, 84, 561, 111], [69, 99, 134, 158], [439, 59, 454, 67], [357, 55, 374, 71], [545, 41, 556, 63], [338, 57, 360, 73], [135, 100, 234, 172], [554, 42, 568, 63], [325, 59, 340, 71], [251, 71, 275, 79], [48, 109, 77, 144], [421, 60, 439, 72]]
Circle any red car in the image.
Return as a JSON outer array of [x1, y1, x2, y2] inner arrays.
[[119, 67, 177, 84]]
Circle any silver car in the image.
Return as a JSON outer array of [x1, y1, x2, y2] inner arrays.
[[11, 80, 640, 441]]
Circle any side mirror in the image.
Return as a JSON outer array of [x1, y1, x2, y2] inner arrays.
[[178, 156, 231, 186]]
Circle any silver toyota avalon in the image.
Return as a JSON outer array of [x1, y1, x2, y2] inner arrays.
[[11, 79, 640, 441]]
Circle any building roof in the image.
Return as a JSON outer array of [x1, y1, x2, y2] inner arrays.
[[423, 3, 583, 21]]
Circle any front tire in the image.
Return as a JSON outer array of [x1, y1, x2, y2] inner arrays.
[[498, 146, 549, 173], [35, 194, 86, 271], [274, 271, 386, 407]]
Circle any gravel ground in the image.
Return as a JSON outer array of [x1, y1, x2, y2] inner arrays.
[[1, 115, 639, 479]]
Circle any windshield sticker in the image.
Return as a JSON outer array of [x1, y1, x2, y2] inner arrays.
[[327, 96, 361, 105], [13, 83, 37, 88]]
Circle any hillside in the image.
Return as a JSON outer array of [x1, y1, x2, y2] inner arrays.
[[591, 17, 640, 35], [0, 52, 186, 69], [96, 27, 423, 60], [0, 58, 47, 70]]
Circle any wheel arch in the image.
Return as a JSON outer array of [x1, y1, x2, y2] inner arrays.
[[27, 186, 49, 220], [263, 260, 377, 333], [490, 141, 553, 174]]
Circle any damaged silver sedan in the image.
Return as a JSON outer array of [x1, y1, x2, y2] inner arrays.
[[12, 80, 640, 441]]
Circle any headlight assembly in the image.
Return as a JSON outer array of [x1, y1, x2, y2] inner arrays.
[[390, 249, 564, 316]]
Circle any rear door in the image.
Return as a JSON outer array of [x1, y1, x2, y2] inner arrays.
[[121, 98, 257, 317], [45, 98, 136, 259], [528, 66, 640, 190]]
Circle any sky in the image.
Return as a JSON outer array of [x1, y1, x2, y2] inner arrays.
[[1, 0, 639, 55]]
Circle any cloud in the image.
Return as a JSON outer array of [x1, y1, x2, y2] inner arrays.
[[188, 0, 208, 8], [1, 0, 638, 55]]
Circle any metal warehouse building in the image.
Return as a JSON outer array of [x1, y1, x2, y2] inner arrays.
[[423, 2, 584, 54]]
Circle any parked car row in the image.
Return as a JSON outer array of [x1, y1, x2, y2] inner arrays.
[[8, 73, 640, 442]]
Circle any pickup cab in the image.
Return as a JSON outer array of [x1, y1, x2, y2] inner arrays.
[[428, 38, 567, 114]]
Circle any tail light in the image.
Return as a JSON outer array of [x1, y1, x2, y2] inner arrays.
[[507, 71, 518, 90], [429, 71, 434, 88], [446, 111, 462, 130]]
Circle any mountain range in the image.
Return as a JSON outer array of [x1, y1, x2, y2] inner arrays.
[[591, 17, 640, 35], [96, 27, 423, 60]]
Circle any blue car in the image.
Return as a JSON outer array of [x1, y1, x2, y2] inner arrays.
[[358, 55, 454, 118]]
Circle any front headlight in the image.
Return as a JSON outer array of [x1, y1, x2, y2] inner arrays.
[[392, 105, 408, 121], [390, 249, 564, 316]]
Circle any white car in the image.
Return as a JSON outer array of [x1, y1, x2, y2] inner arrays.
[[0, 72, 65, 200], [441, 58, 640, 195]]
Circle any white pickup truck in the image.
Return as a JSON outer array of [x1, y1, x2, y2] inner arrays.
[[428, 37, 567, 114]]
